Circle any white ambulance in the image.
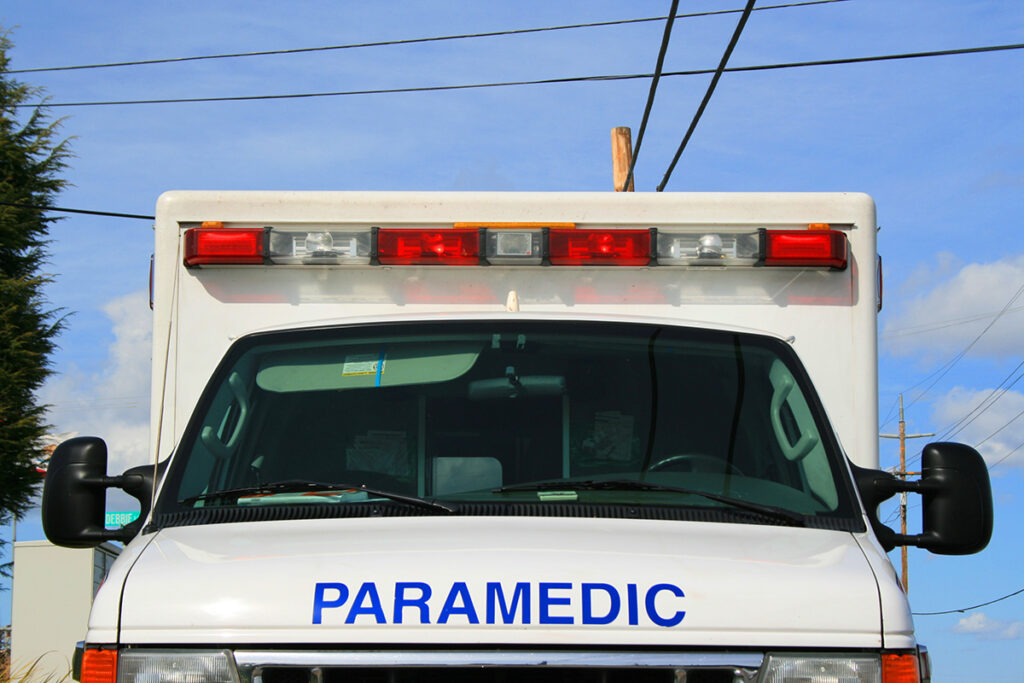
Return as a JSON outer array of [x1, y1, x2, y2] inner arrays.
[[43, 192, 992, 683]]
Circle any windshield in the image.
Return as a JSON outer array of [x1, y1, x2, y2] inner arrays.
[[157, 321, 860, 528]]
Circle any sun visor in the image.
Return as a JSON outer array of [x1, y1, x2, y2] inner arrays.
[[256, 342, 484, 392]]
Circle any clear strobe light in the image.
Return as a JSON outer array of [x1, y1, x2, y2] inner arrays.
[[656, 230, 760, 266], [485, 230, 543, 265], [268, 229, 372, 265]]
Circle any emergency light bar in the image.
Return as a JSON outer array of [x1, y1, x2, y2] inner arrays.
[[183, 224, 848, 270]]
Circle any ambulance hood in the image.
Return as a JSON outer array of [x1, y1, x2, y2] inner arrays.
[[117, 515, 886, 648]]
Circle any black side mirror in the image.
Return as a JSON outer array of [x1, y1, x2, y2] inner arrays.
[[42, 436, 161, 548], [918, 442, 994, 554], [853, 442, 993, 555]]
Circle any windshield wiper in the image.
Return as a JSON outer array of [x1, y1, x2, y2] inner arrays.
[[180, 480, 456, 514], [495, 478, 804, 526]]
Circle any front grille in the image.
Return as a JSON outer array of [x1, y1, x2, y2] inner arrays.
[[236, 651, 763, 683], [257, 665, 742, 682]]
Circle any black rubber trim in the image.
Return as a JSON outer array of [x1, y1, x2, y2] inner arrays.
[[368, 226, 380, 266], [261, 227, 272, 265], [153, 501, 860, 532], [755, 228, 767, 266]]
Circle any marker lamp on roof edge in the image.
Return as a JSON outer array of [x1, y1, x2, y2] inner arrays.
[[117, 650, 239, 683], [657, 229, 761, 266], [760, 654, 882, 683]]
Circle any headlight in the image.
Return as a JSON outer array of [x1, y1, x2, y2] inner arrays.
[[760, 654, 881, 683], [117, 650, 238, 683]]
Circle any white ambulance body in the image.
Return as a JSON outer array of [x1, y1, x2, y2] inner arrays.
[[43, 192, 993, 683]]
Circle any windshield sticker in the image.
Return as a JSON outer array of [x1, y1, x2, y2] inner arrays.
[[312, 580, 685, 627], [342, 353, 384, 377]]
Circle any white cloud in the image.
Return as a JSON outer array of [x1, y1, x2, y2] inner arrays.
[[881, 254, 1024, 360], [932, 388, 1024, 470], [953, 612, 997, 633], [892, 251, 963, 299], [953, 612, 1024, 640], [41, 290, 152, 475]]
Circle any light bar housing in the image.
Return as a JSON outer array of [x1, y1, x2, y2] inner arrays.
[[183, 225, 848, 270]]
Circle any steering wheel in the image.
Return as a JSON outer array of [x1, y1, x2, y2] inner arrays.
[[648, 454, 744, 476]]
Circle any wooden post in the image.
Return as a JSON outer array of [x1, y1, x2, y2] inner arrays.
[[611, 127, 635, 192], [898, 394, 908, 593], [880, 394, 934, 595]]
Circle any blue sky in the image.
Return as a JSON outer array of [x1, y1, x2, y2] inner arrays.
[[2, 1, 1022, 679]]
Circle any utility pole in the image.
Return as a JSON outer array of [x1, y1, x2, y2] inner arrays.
[[880, 393, 934, 593], [611, 127, 635, 192]]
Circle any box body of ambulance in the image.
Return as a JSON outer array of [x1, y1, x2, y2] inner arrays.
[[43, 192, 992, 683]]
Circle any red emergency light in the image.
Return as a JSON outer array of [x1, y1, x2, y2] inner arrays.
[[764, 230, 847, 269], [184, 227, 265, 266], [548, 229, 651, 266], [377, 228, 480, 265]]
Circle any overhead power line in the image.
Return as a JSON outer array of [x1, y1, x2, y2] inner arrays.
[[657, 0, 756, 192], [0, 201, 154, 220], [914, 586, 1024, 616], [902, 361, 1023, 471], [2, 1, 851, 75], [881, 280, 1024, 428], [623, 0, 681, 194], [988, 438, 1024, 470], [974, 406, 1024, 449], [16, 42, 1023, 110], [881, 304, 1024, 339], [939, 363, 1024, 441]]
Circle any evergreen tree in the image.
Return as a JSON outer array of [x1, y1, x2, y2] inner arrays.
[[0, 31, 70, 523]]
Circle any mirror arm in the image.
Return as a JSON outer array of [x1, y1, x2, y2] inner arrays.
[[77, 468, 158, 543], [850, 463, 927, 552], [108, 465, 159, 542]]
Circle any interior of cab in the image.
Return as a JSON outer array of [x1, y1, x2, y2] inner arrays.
[[174, 323, 844, 516]]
